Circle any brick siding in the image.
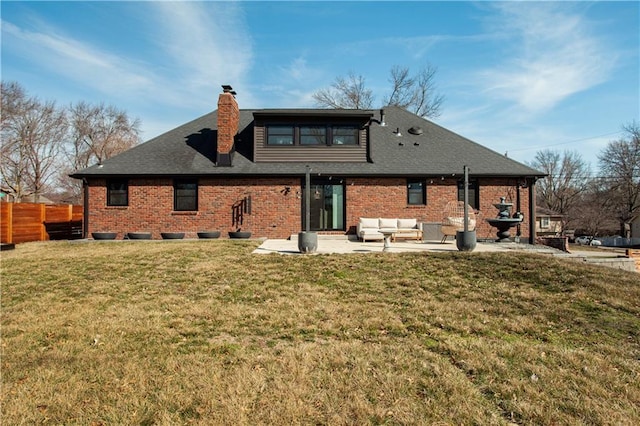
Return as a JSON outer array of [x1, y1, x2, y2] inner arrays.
[[217, 93, 239, 154], [87, 177, 532, 240]]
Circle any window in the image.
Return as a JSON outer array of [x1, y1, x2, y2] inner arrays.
[[540, 217, 550, 229], [267, 126, 294, 145], [107, 179, 128, 206], [331, 126, 358, 145], [407, 179, 426, 205], [300, 126, 326, 145], [266, 123, 360, 146], [174, 179, 198, 211], [458, 179, 479, 210]]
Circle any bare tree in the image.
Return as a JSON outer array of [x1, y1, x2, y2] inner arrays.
[[67, 101, 141, 169], [313, 65, 443, 118], [574, 180, 618, 238], [59, 102, 141, 202], [529, 149, 591, 233], [312, 72, 374, 109], [598, 121, 640, 236], [1, 81, 68, 202], [382, 65, 444, 118]]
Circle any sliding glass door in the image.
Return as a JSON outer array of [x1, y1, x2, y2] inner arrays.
[[303, 179, 345, 231]]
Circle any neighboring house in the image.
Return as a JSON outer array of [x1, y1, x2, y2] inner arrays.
[[630, 215, 640, 239], [535, 207, 564, 237], [71, 86, 545, 242]]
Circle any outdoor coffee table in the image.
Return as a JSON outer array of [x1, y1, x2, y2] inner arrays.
[[380, 230, 395, 252]]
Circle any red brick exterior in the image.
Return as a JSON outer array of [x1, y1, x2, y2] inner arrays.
[[217, 93, 239, 154], [87, 177, 532, 241]]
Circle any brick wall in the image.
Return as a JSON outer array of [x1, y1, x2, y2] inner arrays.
[[87, 176, 532, 240], [217, 92, 239, 154]]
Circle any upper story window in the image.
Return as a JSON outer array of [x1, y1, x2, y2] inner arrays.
[[300, 126, 327, 145], [407, 179, 426, 205], [174, 179, 198, 211], [266, 124, 359, 146], [332, 126, 358, 145], [267, 126, 294, 145], [107, 179, 128, 206]]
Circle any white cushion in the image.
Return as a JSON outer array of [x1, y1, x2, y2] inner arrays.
[[397, 218, 417, 229], [359, 217, 379, 229], [379, 218, 398, 229]]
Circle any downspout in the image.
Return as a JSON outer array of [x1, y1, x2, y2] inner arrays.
[[82, 178, 89, 239], [528, 178, 536, 245]]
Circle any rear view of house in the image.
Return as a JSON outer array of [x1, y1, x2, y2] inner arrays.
[[71, 86, 544, 242]]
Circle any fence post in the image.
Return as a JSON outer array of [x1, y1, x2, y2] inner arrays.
[[5, 203, 14, 244], [40, 203, 47, 241]]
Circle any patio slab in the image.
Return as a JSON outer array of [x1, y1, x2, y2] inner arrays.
[[253, 238, 515, 255]]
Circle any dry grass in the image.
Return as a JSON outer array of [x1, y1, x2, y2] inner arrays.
[[1, 240, 639, 425]]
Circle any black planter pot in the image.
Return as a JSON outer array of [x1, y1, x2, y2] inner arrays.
[[197, 231, 221, 239], [298, 231, 318, 254], [229, 231, 251, 239], [91, 232, 117, 240], [161, 232, 185, 240], [127, 232, 152, 240], [456, 230, 477, 252]]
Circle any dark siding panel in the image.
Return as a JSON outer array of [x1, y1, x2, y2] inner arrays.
[[254, 121, 368, 163]]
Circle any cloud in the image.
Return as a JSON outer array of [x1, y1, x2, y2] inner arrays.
[[1, 20, 156, 98], [478, 3, 616, 114], [1, 2, 255, 109], [279, 56, 323, 83], [148, 2, 253, 101]]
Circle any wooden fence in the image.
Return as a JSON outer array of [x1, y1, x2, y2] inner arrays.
[[0, 202, 83, 244]]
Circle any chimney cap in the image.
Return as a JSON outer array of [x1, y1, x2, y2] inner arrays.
[[221, 85, 236, 95]]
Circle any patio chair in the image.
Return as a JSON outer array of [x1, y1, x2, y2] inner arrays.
[[441, 201, 478, 243]]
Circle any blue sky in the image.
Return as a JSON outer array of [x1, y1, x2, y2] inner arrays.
[[2, 1, 638, 171]]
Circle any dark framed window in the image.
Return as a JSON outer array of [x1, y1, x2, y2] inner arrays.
[[458, 179, 479, 210], [331, 125, 358, 145], [407, 179, 426, 205], [267, 125, 294, 145], [107, 179, 128, 206], [174, 179, 198, 211], [300, 126, 326, 145], [266, 123, 360, 146]]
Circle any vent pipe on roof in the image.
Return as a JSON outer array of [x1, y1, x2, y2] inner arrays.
[[379, 109, 386, 126]]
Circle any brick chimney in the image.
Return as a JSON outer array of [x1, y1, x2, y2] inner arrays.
[[216, 85, 239, 166]]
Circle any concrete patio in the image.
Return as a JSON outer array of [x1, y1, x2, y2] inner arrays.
[[254, 236, 529, 255], [253, 236, 636, 272]]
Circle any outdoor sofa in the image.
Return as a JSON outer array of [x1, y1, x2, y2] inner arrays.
[[357, 218, 423, 242]]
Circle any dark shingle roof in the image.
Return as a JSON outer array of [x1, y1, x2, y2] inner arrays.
[[71, 106, 544, 178]]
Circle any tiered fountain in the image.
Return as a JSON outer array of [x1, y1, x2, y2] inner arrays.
[[486, 197, 523, 242]]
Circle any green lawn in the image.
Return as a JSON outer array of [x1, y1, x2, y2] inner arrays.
[[2, 240, 639, 424]]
